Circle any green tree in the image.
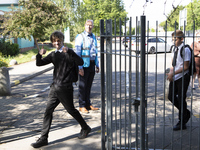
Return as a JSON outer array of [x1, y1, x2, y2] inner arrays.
[[2, 0, 67, 51], [127, 27, 135, 35], [49, 0, 78, 41], [186, 0, 200, 31], [72, 0, 128, 37], [159, 1, 200, 32], [159, 5, 184, 31]]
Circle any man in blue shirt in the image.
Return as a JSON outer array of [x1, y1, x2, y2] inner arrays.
[[75, 19, 99, 113]]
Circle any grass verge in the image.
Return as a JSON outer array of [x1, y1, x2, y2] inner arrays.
[[1, 43, 73, 67]]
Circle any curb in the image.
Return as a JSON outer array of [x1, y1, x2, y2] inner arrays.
[[10, 66, 54, 87]]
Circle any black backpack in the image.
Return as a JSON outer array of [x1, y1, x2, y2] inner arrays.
[[71, 60, 79, 83], [180, 45, 196, 76]]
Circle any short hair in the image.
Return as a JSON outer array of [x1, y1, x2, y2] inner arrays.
[[172, 30, 184, 39], [85, 19, 94, 25], [50, 31, 64, 43]]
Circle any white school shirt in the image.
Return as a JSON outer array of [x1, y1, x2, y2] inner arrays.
[[172, 43, 191, 81]]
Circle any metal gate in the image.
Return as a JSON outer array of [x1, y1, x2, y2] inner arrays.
[[100, 16, 200, 150]]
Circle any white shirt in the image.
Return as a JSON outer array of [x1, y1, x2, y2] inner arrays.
[[55, 46, 64, 53], [172, 43, 191, 81]]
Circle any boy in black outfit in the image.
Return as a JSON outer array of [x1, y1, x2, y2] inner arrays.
[[31, 31, 91, 148], [167, 30, 191, 131]]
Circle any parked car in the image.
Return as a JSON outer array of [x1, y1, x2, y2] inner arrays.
[[122, 37, 129, 46], [123, 36, 136, 47], [127, 37, 171, 54]]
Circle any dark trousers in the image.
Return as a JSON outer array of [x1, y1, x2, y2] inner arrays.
[[168, 73, 190, 124], [79, 61, 95, 107], [41, 84, 88, 139]]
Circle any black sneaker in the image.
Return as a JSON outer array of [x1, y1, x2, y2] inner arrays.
[[78, 126, 91, 139], [31, 137, 48, 148], [173, 121, 187, 131]]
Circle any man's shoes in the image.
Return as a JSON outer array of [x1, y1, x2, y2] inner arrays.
[[31, 137, 48, 148], [86, 105, 99, 110], [173, 121, 187, 131], [79, 107, 89, 113], [78, 126, 91, 139]]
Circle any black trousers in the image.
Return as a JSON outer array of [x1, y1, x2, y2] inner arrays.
[[41, 84, 88, 138], [168, 73, 190, 124], [78, 61, 95, 107]]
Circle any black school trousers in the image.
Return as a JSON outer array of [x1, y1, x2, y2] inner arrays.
[[168, 73, 190, 124], [40, 84, 88, 139]]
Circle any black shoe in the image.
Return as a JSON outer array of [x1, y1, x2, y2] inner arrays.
[[173, 122, 187, 131], [31, 137, 48, 148], [78, 126, 91, 139]]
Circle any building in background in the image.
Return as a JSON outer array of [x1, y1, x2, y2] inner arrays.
[[0, 0, 34, 52]]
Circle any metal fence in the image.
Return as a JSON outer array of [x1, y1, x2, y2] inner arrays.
[[100, 16, 200, 150]]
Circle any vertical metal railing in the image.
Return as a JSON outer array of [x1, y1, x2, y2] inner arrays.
[[100, 19, 106, 150], [105, 19, 113, 150], [100, 16, 199, 150], [140, 15, 146, 150]]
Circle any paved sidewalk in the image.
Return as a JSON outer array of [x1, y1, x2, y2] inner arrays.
[[8, 60, 54, 87], [1, 59, 200, 150], [0, 60, 102, 150]]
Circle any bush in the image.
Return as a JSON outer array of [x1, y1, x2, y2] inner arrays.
[[0, 38, 20, 56], [0, 60, 8, 67], [0, 53, 8, 67]]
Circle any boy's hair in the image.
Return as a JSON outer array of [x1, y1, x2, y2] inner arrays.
[[172, 30, 184, 39], [50, 31, 64, 43]]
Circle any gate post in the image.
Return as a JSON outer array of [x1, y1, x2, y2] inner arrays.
[[140, 15, 146, 150], [100, 19, 106, 150], [106, 19, 113, 150]]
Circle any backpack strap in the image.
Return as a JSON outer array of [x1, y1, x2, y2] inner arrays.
[[80, 33, 85, 50], [180, 44, 191, 58]]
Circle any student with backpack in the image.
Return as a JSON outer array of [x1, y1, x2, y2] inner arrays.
[[167, 30, 191, 131], [75, 19, 99, 113], [31, 31, 91, 148]]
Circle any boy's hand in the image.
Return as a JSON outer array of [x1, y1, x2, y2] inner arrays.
[[63, 44, 68, 53], [79, 69, 84, 76], [167, 72, 173, 82], [39, 45, 46, 55]]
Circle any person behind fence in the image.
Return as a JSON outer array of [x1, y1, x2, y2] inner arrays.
[[190, 32, 200, 89], [31, 31, 91, 148], [75, 19, 99, 114], [167, 30, 191, 131]]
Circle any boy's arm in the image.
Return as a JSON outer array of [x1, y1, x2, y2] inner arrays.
[[36, 51, 52, 66], [167, 61, 190, 82]]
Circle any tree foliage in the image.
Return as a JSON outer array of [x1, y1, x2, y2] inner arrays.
[[71, 0, 128, 38], [186, 0, 200, 31], [159, 5, 184, 31], [159, 0, 200, 31], [2, 0, 67, 51], [1, 0, 127, 44]]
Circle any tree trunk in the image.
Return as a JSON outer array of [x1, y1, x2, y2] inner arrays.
[[34, 37, 40, 51]]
